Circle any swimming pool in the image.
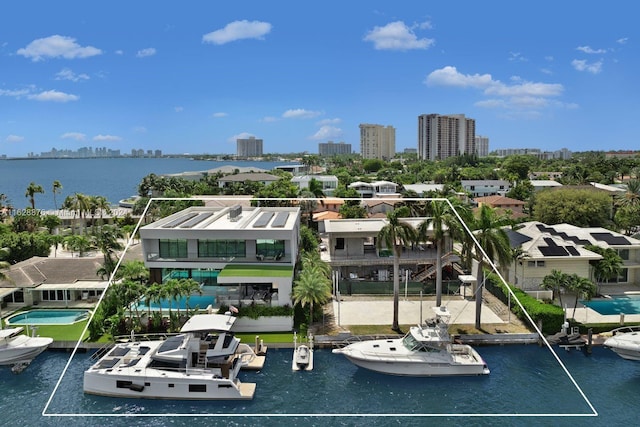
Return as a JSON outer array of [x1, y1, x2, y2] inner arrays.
[[132, 295, 216, 312], [581, 294, 640, 315], [6, 309, 90, 325]]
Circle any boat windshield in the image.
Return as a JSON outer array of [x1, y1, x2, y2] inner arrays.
[[403, 333, 439, 352]]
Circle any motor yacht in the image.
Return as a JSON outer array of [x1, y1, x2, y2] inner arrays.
[[604, 326, 640, 361], [0, 327, 53, 373]]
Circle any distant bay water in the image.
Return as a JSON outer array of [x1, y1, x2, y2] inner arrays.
[[0, 158, 292, 211]]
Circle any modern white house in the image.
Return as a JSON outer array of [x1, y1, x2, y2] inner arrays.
[[291, 175, 339, 196], [348, 181, 400, 198], [140, 205, 301, 307], [461, 180, 511, 198], [505, 221, 640, 292]]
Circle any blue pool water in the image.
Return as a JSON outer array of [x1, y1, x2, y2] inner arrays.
[[581, 295, 640, 315], [6, 309, 90, 325], [133, 295, 216, 311]]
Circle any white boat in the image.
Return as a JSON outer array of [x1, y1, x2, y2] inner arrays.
[[292, 332, 313, 371], [332, 307, 490, 377], [83, 313, 256, 400], [604, 326, 640, 361], [0, 327, 53, 373]]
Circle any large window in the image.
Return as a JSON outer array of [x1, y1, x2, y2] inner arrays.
[[256, 239, 285, 257], [198, 240, 246, 258], [159, 239, 188, 258], [41, 290, 71, 301]]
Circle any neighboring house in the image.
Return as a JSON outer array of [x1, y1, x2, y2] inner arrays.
[[140, 205, 300, 307], [474, 195, 527, 219], [321, 216, 454, 283], [274, 164, 306, 175], [529, 171, 563, 180], [362, 199, 398, 217], [530, 180, 563, 192], [505, 221, 640, 291], [291, 175, 339, 196], [461, 180, 511, 198], [217, 172, 280, 188], [348, 181, 400, 198], [402, 183, 445, 196], [0, 257, 107, 308]]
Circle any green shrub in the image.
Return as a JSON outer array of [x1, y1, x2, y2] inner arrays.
[[218, 303, 293, 319], [486, 273, 564, 334]]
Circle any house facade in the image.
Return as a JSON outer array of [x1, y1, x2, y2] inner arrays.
[[140, 205, 301, 307], [291, 175, 339, 196]]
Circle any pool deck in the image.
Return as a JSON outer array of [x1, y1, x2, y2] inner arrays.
[[568, 306, 640, 325]]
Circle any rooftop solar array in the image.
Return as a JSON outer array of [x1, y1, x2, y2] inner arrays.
[[539, 245, 570, 256], [506, 230, 533, 247], [271, 212, 289, 228], [162, 212, 198, 228], [254, 212, 275, 228], [566, 246, 580, 256], [179, 212, 213, 228], [591, 232, 631, 246]]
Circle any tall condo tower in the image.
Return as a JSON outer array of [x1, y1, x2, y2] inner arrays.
[[418, 114, 476, 161], [359, 124, 396, 160]]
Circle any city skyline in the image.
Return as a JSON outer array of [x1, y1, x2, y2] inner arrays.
[[1, 1, 637, 158]]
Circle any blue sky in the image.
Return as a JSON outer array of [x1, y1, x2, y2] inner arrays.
[[1, 1, 637, 157]]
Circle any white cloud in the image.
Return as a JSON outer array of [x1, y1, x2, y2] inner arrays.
[[5, 134, 24, 143], [508, 52, 528, 62], [17, 35, 102, 61], [261, 116, 279, 123], [426, 65, 568, 114], [316, 118, 341, 126], [27, 90, 79, 102], [55, 68, 89, 82], [0, 88, 31, 98], [93, 134, 122, 142], [617, 37, 628, 45], [310, 126, 342, 140], [364, 21, 434, 51], [203, 20, 272, 45], [572, 59, 603, 74], [115, 50, 124, 55], [60, 132, 86, 141], [212, 112, 228, 118], [133, 126, 147, 133], [425, 66, 493, 88], [228, 132, 254, 143], [174, 106, 184, 112], [576, 45, 606, 54], [282, 109, 322, 119], [136, 47, 156, 58]]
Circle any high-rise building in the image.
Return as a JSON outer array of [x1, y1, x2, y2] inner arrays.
[[359, 124, 395, 160], [418, 114, 476, 161], [475, 135, 489, 157], [318, 141, 352, 156], [236, 136, 263, 158]]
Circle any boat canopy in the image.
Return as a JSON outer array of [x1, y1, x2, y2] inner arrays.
[[0, 327, 24, 340], [180, 314, 236, 333]]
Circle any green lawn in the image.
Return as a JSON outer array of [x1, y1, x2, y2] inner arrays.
[[218, 264, 293, 278], [235, 332, 295, 344], [21, 320, 90, 342]]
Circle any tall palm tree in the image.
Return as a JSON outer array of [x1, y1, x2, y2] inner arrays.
[[615, 179, 640, 208], [540, 269, 568, 308], [25, 182, 44, 209], [291, 265, 332, 328], [94, 225, 124, 277], [181, 278, 203, 314], [585, 245, 623, 295], [377, 208, 416, 331], [52, 180, 63, 210], [417, 200, 457, 307], [567, 274, 596, 319], [469, 205, 512, 329], [63, 193, 91, 233], [117, 260, 149, 284]]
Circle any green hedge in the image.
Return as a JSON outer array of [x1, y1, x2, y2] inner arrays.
[[218, 303, 293, 320], [485, 273, 564, 335]]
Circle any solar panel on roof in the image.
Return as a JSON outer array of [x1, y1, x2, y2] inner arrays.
[[506, 230, 532, 247], [179, 212, 213, 228], [566, 246, 580, 256], [272, 212, 289, 227], [254, 212, 274, 228], [162, 212, 198, 228], [543, 237, 558, 247], [539, 246, 569, 256], [590, 232, 630, 245]]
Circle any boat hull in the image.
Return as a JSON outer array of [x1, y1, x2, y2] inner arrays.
[[339, 353, 489, 376], [0, 336, 53, 366], [83, 370, 255, 400], [605, 333, 640, 361]]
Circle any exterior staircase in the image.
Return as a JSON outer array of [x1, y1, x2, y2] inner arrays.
[[413, 252, 464, 282]]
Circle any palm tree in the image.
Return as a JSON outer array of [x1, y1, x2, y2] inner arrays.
[[25, 182, 44, 209], [94, 225, 124, 277], [0, 247, 11, 282], [377, 208, 417, 331], [540, 269, 568, 308], [52, 180, 63, 210], [63, 234, 93, 257], [468, 205, 512, 329], [567, 274, 596, 319], [63, 193, 91, 233], [615, 179, 640, 208], [585, 245, 623, 295], [181, 278, 203, 314], [291, 265, 332, 328], [117, 260, 149, 284], [417, 200, 457, 307], [144, 283, 164, 324]]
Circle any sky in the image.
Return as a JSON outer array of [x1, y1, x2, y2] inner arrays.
[[1, 1, 638, 158]]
